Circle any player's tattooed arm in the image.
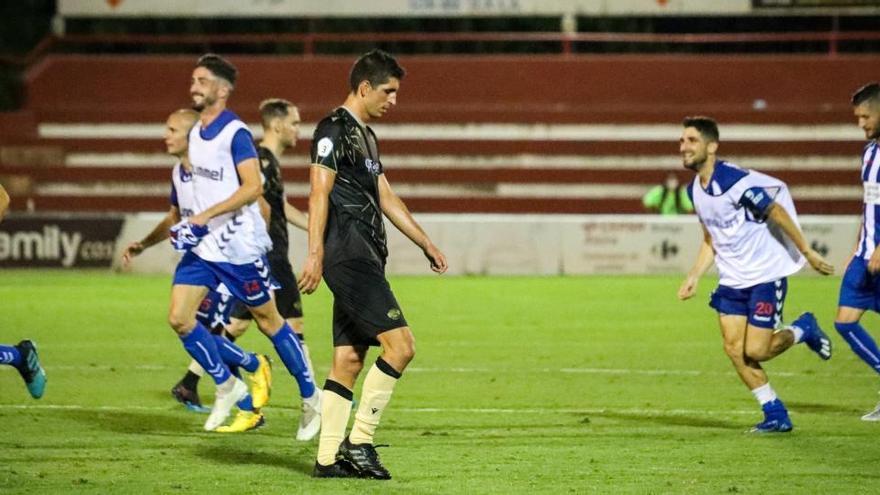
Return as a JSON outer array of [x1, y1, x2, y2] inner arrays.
[[766, 203, 834, 275]]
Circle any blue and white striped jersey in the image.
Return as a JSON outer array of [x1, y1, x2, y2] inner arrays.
[[855, 141, 880, 260]]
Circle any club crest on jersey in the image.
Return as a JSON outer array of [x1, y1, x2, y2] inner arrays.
[[365, 158, 380, 174]]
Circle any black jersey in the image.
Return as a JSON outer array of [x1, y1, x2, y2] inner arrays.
[[310, 107, 387, 267], [257, 145, 289, 261]]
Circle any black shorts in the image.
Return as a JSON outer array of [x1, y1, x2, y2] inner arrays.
[[323, 259, 408, 347], [230, 255, 303, 320]]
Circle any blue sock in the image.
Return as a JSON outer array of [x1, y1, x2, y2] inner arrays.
[[237, 394, 254, 412], [0, 345, 22, 366], [836, 321, 880, 375], [211, 335, 259, 373], [180, 322, 231, 385], [270, 323, 316, 398]]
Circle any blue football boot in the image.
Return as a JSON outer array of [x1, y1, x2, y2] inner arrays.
[[791, 312, 832, 360], [14, 340, 46, 399], [749, 399, 793, 433]]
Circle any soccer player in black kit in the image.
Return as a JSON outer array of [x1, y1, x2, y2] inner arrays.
[[299, 49, 448, 479]]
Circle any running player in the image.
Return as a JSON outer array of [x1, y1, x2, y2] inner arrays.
[[122, 108, 272, 432], [833, 82, 880, 421], [168, 54, 315, 432], [676, 116, 834, 433]]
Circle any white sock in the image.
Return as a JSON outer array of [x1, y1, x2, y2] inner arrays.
[[787, 325, 805, 344], [751, 383, 777, 405], [188, 360, 205, 377], [303, 388, 321, 408]]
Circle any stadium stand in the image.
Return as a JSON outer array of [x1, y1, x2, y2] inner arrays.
[[0, 49, 872, 214]]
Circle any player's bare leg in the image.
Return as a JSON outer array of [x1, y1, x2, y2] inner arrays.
[[719, 315, 791, 433]]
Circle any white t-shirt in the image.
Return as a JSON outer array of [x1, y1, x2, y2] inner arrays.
[[689, 160, 805, 288]]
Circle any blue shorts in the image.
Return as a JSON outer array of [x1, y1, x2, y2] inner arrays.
[[709, 278, 788, 329], [838, 256, 880, 312], [195, 290, 235, 331], [173, 251, 273, 307]]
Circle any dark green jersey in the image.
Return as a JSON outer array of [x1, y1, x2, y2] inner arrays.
[[310, 107, 387, 266]]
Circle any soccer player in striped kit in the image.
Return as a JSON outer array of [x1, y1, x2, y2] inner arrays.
[[677, 116, 834, 433], [834, 82, 880, 421]]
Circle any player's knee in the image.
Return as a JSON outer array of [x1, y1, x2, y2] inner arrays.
[[225, 318, 249, 338], [335, 349, 365, 377], [722, 340, 744, 360], [744, 344, 771, 362], [167, 312, 194, 335], [386, 332, 416, 365]]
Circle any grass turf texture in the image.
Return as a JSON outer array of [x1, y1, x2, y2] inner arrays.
[[1, 270, 878, 494]]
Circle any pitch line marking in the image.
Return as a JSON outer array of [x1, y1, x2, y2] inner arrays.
[[0, 403, 761, 416], [2, 365, 869, 379]]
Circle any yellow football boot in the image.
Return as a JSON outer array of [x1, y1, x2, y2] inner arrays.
[[250, 354, 273, 409], [215, 410, 265, 433]]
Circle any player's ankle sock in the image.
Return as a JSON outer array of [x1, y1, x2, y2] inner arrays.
[[270, 323, 316, 398], [316, 379, 353, 466], [180, 322, 231, 385], [211, 334, 259, 373], [835, 321, 880, 374], [180, 370, 201, 390], [348, 357, 402, 445], [786, 325, 805, 344], [187, 359, 205, 377], [0, 345, 22, 366], [751, 382, 778, 406]]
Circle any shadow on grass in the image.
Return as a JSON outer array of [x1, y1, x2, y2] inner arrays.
[[786, 401, 864, 415], [198, 443, 314, 475], [585, 410, 742, 430], [56, 408, 198, 436]]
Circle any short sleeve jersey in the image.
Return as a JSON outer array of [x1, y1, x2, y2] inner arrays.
[[310, 107, 387, 267], [689, 160, 805, 288], [257, 145, 289, 261], [856, 141, 880, 260]]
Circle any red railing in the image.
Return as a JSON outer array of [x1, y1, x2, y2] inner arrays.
[[2, 29, 878, 66]]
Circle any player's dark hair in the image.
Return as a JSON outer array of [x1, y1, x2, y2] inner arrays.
[[259, 98, 296, 127], [852, 82, 880, 106], [196, 53, 238, 87], [349, 49, 405, 92], [682, 116, 720, 143]]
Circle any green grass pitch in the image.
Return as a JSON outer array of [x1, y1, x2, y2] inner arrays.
[[1, 270, 879, 494]]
